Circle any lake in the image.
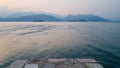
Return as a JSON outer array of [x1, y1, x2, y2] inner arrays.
[[0, 22, 120, 68]]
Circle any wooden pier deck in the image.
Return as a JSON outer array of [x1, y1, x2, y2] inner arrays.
[[8, 59, 104, 68]]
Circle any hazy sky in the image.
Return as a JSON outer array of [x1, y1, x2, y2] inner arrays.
[[0, 0, 120, 21]]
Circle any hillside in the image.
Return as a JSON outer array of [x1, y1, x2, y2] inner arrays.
[[0, 13, 108, 22]]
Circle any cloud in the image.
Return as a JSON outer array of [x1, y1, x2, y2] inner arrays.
[[0, 6, 24, 17], [0, 0, 120, 21], [0, 6, 11, 17]]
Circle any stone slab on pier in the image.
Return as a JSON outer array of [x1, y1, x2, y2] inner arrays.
[[8, 60, 27, 68], [8, 59, 104, 68]]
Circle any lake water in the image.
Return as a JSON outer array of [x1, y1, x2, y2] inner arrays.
[[0, 22, 120, 68]]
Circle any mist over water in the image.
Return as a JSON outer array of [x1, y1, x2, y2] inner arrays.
[[0, 22, 120, 68]]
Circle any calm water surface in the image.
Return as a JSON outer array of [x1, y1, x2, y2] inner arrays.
[[0, 22, 120, 68]]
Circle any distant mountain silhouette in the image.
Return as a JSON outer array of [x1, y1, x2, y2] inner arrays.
[[0, 14, 61, 21], [6, 11, 63, 19], [0, 12, 109, 22], [6, 12, 37, 18], [64, 14, 108, 21]]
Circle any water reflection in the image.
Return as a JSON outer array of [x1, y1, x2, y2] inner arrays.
[[0, 22, 120, 68]]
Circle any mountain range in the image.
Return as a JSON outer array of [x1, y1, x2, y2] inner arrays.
[[0, 11, 109, 22]]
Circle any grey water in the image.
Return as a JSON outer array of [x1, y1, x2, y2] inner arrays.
[[0, 22, 120, 68]]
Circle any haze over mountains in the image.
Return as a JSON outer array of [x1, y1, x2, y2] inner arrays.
[[0, 11, 108, 22]]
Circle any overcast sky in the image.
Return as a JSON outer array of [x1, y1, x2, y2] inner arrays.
[[0, 0, 120, 21]]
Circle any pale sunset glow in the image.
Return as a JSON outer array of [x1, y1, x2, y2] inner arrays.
[[0, 0, 120, 20], [0, 1, 120, 68]]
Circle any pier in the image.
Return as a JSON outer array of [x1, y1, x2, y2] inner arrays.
[[8, 59, 104, 68]]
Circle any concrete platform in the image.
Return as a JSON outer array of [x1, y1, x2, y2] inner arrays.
[[8, 60, 27, 68], [8, 59, 104, 68]]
